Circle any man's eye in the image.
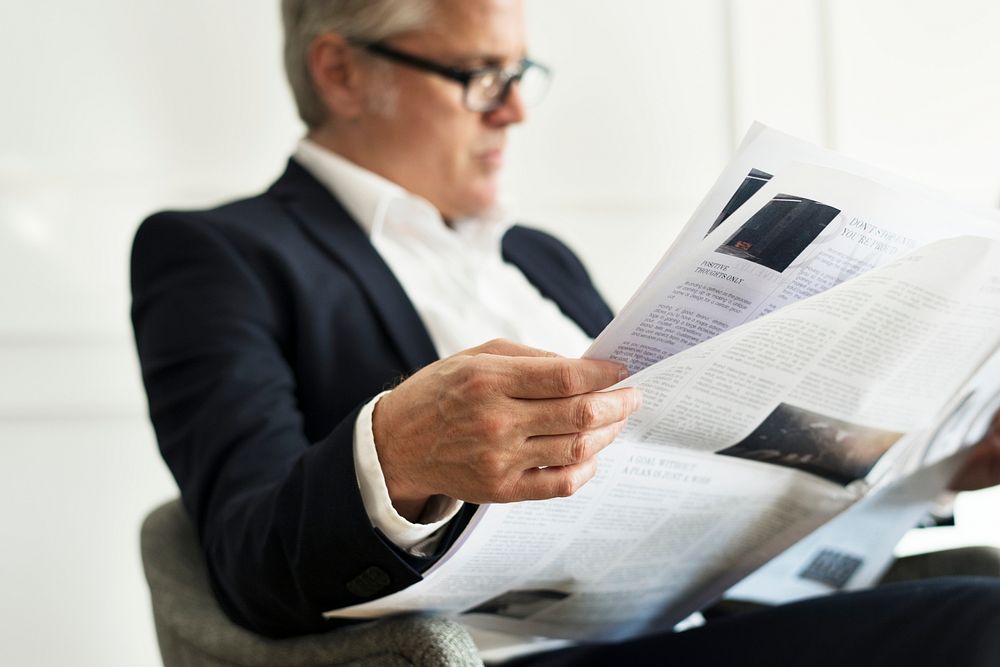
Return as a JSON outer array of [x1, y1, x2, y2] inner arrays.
[[477, 71, 500, 85]]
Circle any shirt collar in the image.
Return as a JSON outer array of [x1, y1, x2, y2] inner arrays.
[[293, 137, 513, 254]]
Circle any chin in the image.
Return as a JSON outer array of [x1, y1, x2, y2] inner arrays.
[[462, 193, 500, 219], [471, 178, 502, 210], [438, 174, 501, 219], [440, 200, 495, 225]]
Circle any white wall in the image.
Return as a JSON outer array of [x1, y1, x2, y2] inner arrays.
[[2, 1, 999, 664]]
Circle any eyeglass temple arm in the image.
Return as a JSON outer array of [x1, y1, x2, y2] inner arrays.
[[354, 41, 474, 85]]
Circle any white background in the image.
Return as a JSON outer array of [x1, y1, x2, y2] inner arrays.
[[2, 1, 999, 664]]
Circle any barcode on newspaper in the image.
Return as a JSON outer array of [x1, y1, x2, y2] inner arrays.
[[798, 549, 864, 589]]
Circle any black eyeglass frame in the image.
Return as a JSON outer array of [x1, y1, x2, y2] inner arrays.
[[353, 40, 550, 112]]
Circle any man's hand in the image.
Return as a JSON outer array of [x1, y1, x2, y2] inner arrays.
[[949, 408, 1000, 492], [372, 339, 642, 521]]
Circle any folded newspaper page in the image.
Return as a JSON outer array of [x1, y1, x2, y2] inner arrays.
[[727, 347, 1000, 605], [326, 126, 1000, 642]]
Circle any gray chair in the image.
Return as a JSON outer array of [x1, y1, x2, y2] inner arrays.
[[878, 545, 1000, 584], [140, 499, 483, 667]]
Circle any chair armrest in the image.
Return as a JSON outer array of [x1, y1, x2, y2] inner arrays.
[[141, 499, 483, 667]]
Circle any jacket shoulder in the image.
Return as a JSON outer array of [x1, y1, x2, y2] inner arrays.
[[504, 224, 594, 283], [136, 190, 289, 242], [503, 224, 613, 336]]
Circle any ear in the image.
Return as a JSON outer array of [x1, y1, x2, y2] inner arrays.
[[307, 33, 366, 121]]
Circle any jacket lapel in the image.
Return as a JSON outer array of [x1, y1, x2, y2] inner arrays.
[[502, 229, 610, 338], [268, 159, 439, 373]]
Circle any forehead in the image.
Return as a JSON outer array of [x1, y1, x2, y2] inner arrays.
[[402, 0, 526, 58]]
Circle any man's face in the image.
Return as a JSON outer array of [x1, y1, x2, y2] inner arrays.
[[354, 0, 527, 220]]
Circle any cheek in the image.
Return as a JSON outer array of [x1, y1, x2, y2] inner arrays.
[[432, 123, 484, 177]]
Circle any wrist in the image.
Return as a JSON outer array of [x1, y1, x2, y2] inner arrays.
[[372, 391, 432, 521]]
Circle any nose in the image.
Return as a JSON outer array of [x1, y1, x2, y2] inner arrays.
[[484, 79, 527, 127]]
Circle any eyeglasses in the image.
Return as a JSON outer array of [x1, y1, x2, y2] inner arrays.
[[354, 40, 551, 113]]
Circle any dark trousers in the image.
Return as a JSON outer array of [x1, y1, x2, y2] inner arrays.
[[509, 577, 1000, 667]]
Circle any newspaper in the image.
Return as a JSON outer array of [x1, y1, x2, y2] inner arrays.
[[726, 347, 1000, 605], [325, 125, 1000, 642]]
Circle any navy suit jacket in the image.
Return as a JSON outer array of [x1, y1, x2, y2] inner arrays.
[[131, 158, 614, 637]]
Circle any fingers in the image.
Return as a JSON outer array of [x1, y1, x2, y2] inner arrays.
[[496, 356, 629, 399], [477, 390, 638, 503], [505, 459, 599, 502], [949, 440, 1000, 492], [451, 339, 628, 399], [518, 387, 642, 436], [522, 419, 627, 468], [949, 411, 1000, 492], [382, 340, 636, 508]]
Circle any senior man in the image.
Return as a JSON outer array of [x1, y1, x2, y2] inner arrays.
[[132, 0, 1000, 664]]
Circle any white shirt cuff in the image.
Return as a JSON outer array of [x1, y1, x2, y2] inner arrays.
[[353, 390, 463, 555]]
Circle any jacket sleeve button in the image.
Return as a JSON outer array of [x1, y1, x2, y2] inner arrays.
[[346, 566, 391, 598]]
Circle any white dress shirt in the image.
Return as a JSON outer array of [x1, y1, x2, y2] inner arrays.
[[294, 139, 593, 661], [295, 134, 590, 536], [294, 137, 594, 548]]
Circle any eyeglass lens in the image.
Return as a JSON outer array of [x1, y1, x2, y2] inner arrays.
[[465, 63, 550, 112]]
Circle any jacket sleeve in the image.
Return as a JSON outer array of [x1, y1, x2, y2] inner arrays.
[[130, 212, 462, 637]]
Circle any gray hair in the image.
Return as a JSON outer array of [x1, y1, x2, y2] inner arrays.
[[282, 0, 433, 128]]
